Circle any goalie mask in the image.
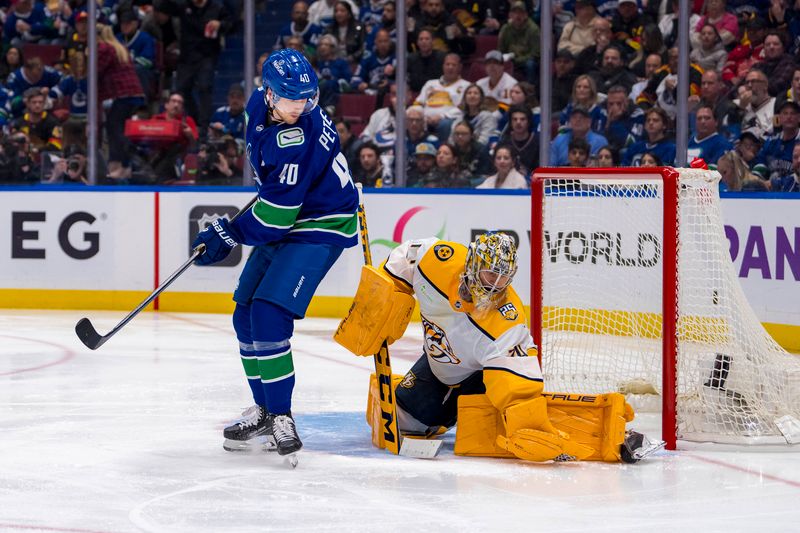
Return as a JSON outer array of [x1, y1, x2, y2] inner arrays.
[[262, 48, 319, 118], [462, 232, 518, 309]]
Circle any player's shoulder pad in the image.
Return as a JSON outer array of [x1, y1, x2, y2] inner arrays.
[[472, 286, 529, 340], [422, 240, 466, 265]]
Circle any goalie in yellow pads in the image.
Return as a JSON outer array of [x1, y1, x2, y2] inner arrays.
[[337, 232, 663, 463]]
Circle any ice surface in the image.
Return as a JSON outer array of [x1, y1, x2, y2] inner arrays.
[[1, 310, 798, 532]]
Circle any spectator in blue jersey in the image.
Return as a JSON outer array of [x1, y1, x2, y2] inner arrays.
[[363, 0, 395, 51], [350, 28, 395, 97], [156, 0, 235, 138], [323, 1, 366, 65], [358, 0, 386, 31], [716, 151, 768, 192], [772, 143, 800, 192], [687, 105, 732, 169], [3, 0, 62, 47], [621, 106, 676, 166], [274, 0, 322, 55], [752, 100, 800, 184], [191, 49, 359, 459], [550, 106, 609, 167], [604, 85, 644, 155], [314, 34, 352, 114], [52, 51, 87, 120], [210, 83, 246, 140], [559, 74, 606, 135], [117, 10, 157, 99], [6, 56, 62, 118]]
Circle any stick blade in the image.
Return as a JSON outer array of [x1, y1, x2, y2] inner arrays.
[[399, 437, 442, 459], [75, 318, 105, 350]]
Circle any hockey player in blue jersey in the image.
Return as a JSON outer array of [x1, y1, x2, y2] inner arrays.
[[191, 48, 359, 461]]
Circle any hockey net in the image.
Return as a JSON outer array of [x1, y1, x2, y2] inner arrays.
[[530, 167, 800, 448]]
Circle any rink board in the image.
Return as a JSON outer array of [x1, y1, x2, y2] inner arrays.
[[0, 188, 798, 351]]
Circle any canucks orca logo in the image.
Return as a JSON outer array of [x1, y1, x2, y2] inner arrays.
[[498, 302, 518, 320], [421, 315, 460, 364], [434, 244, 454, 261]]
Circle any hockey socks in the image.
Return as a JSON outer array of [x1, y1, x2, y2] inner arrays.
[[252, 299, 296, 415]]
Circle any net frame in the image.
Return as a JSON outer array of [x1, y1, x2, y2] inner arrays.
[[530, 166, 800, 451]]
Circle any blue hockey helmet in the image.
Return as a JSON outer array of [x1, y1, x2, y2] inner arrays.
[[262, 48, 319, 115]]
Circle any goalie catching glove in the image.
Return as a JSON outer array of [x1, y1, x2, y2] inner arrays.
[[192, 217, 242, 266], [334, 265, 415, 356]]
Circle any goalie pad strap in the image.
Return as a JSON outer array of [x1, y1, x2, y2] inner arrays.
[[334, 265, 415, 356]]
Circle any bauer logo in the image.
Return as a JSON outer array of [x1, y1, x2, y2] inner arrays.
[[188, 206, 242, 267]]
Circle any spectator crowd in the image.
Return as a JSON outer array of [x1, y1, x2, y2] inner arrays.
[[1, 0, 800, 192]]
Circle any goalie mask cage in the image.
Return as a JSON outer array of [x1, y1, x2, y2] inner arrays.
[[530, 167, 800, 450]]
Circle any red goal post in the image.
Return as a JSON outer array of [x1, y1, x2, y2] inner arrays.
[[530, 166, 800, 450]]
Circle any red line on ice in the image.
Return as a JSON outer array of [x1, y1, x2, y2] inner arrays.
[[0, 335, 76, 376], [687, 453, 800, 489], [0, 523, 118, 533]]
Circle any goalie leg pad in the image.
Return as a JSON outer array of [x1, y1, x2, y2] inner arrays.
[[498, 396, 595, 462], [455, 393, 633, 462], [334, 265, 415, 356]]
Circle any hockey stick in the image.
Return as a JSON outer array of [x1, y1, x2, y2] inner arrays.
[[75, 195, 259, 350], [355, 185, 441, 459]]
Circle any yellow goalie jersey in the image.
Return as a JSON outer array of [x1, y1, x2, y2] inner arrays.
[[383, 237, 540, 386]]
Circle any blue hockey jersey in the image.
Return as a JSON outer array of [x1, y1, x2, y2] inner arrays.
[[236, 87, 359, 249]]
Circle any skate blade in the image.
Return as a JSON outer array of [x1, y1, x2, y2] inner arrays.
[[284, 453, 299, 468], [223, 435, 277, 453]]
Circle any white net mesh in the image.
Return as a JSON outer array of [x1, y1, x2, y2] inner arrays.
[[536, 168, 800, 445]]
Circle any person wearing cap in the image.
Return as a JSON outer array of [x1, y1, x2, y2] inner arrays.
[[611, 0, 653, 48], [476, 50, 517, 108], [406, 141, 438, 187], [735, 131, 762, 165], [117, 10, 157, 97], [550, 105, 608, 166], [751, 99, 800, 183], [688, 104, 732, 169], [498, 2, 540, 84], [557, 0, 600, 56]]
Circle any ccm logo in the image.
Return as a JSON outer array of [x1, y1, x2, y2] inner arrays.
[[12, 211, 100, 260]]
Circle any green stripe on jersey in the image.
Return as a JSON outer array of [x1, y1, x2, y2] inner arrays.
[[258, 351, 295, 382], [290, 213, 358, 237], [253, 198, 301, 228]]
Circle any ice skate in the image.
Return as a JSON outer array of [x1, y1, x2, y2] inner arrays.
[[271, 412, 302, 467], [223, 405, 276, 452]]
